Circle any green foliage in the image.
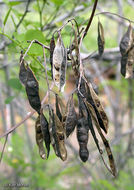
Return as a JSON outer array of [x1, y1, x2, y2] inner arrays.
[[5, 96, 15, 104], [3, 7, 12, 26], [91, 169, 134, 190], [7, 78, 22, 90]]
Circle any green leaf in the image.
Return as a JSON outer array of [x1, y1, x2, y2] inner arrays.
[[7, 78, 22, 90], [24, 29, 45, 56], [4, 7, 12, 26], [9, 1, 22, 6], [5, 96, 15, 104], [51, 0, 64, 6]]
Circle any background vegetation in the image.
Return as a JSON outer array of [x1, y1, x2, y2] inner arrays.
[[0, 0, 134, 189]]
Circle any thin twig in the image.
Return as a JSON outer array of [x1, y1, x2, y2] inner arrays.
[[95, 12, 134, 24], [0, 135, 8, 164], [27, 40, 50, 50], [15, 0, 31, 32], [83, 0, 98, 38]]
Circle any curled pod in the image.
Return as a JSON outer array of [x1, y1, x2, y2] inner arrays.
[[98, 21, 105, 56], [19, 51, 28, 86], [120, 24, 133, 55], [77, 118, 89, 162], [40, 112, 51, 158], [35, 116, 46, 159], [25, 67, 41, 114], [50, 35, 55, 79], [65, 94, 77, 137]]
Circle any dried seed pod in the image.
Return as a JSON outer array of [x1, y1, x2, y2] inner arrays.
[[98, 21, 105, 56], [50, 35, 55, 79], [85, 100, 116, 176], [48, 108, 67, 161], [85, 82, 109, 134], [87, 109, 103, 154], [35, 116, 46, 159], [77, 118, 89, 162], [19, 51, 27, 86], [121, 46, 134, 78], [55, 94, 62, 121], [56, 95, 66, 122], [48, 107, 58, 155], [25, 67, 41, 114], [53, 34, 67, 92], [120, 53, 128, 77], [120, 24, 133, 55], [40, 112, 51, 158], [65, 94, 77, 137], [54, 114, 67, 161], [60, 44, 67, 92]]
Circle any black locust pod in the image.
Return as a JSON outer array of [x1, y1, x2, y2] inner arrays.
[[25, 67, 41, 114], [120, 24, 133, 55], [60, 41, 67, 92], [65, 94, 77, 137], [120, 24, 134, 78], [56, 95, 66, 122], [98, 21, 105, 56], [55, 94, 62, 121], [121, 45, 134, 78], [85, 100, 116, 177], [35, 116, 46, 159], [85, 82, 109, 134], [48, 108, 59, 156], [40, 112, 51, 158], [54, 114, 67, 161], [48, 108, 67, 161], [19, 51, 28, 86], [77, 118, 89, 162], [53, 34, 67, 92], [50, 35, 55, 79]]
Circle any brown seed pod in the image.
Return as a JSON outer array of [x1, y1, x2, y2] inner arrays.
[[120, 53, 128, 77], [54, 113, 67, 161], [25, 67, 41, 114], [85, 82, 109, 134], [48, 108, 58, 155], [40, 112, 51, 158], [122, 46, 134, 79], [125, 47, 134, 79], [60, 44, 67, 92], [98, 21, 105, 56], [19, 51, 28, 86], [53, 34, 67, 92], [50, 35, 55, 79], [120, 24, 133, 55], [65, 94, 77, 137], [85, 100, 116, 176], [55, 94, 62, 121], [48, 107, 67, 161], [35, 116, 46, 159], [77, 117, 89, 162], [56, 95, 66, 122]]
